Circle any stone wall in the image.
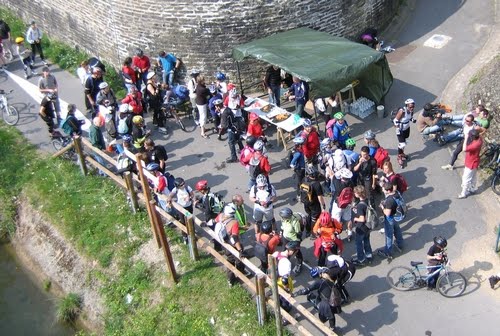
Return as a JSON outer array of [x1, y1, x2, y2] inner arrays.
[[5, 0, 399, 86]]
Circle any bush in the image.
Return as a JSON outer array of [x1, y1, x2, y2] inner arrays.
[[57, 293, 82, 324]]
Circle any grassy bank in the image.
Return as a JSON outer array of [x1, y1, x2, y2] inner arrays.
[[0, 7, 126, 99], [0, 122, 279, 335]]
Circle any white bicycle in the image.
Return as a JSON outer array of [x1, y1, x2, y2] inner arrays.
[[0, 89, 19, 126]]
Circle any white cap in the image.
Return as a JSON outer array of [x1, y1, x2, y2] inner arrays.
[[326, 254, 345, 268], [146, 72, 155, 80], [99, 82, 109, 89], [119, 104, 130, 113]]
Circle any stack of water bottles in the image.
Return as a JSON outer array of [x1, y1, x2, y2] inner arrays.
[[349, 97, 375, 119]]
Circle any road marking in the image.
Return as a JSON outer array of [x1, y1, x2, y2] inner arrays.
[[5, 69, 91, 131], [423, 34, 452, 49]]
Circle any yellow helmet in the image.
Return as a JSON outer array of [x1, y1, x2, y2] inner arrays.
[[132, 115, 144, 125], [15, 37, 25, 44]]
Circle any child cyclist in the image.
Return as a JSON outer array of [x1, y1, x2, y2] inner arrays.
[[426, 236, 447, 290]]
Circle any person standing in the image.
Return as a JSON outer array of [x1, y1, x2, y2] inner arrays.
[[15, 37, 37, 79], [38, 93, 58, 137], [218, 99, 245, 163], [132, 48, 150, 91], [353, 146, 378, 208], [84, 67, 104, 117], [145, 72, 166, 133], [458, 128, 483, 198], [300, 119, 320, 165], [300, 166, 326, 238], [231, 194, 251, 234], [195, 75, 211, 139], [393, 98, 416, 164], [38, 66, 60, 119], [286, 76, 309, 118], [121, 57, 137, 92], [25, 21, 47, 66], [264, 65, 282, 106], [77, 60, 90, 86], [157, 51, 180, 86], [0, 19, 13, 61], [377, 182, 404, 260], [350, 186, 373, 266]]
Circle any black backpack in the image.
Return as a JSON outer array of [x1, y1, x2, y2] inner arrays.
[[254, 233, 273, 262]]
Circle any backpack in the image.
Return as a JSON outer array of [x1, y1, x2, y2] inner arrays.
[[374, 147, 390, 168], [164, 172, 176, 192], [299, 182, 313, 204], [214, 218, 232, 243], [174, 85, 189, 101], [362, 202, 380, 230], [248, 156, 263, 179], [208, 192, 225, 214], [390, 173, 408, 193], [105, 118, 117, 139], [337, 187, 353, 209], [391, 194, 407, 222], [329, 285, 342, 308], [254, 233, 273, 262], [325, 119, 337, 139], [116, 153, 132, 173], [239, 147, 254, 166], [60, 117, 75, 135], [117, 117, 129, 134]]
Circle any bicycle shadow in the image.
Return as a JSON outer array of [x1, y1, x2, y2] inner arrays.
[[455, 260, 493, 296]]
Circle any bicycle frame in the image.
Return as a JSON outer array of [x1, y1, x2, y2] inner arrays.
[[412, 263, 446, 284]]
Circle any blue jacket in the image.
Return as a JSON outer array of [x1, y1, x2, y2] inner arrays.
[[288, 81, 309, 105]]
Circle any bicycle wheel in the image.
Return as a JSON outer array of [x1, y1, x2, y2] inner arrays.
[[2, 105, 19, 126], [437, 271, 467, 298], [492, 170, 500, 195], [52, 138, 63, 152], [386, 266, 417, 291]]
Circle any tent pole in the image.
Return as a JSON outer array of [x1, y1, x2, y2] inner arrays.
[[236, 61, 244, 95]]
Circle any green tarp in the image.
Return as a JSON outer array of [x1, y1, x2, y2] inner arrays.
[[232, 27, 393, 104]]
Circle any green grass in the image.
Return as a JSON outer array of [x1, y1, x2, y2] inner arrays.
[[0, 6, 126, 99], [57, 293, 82, 324], [43, 279, 52, 292]]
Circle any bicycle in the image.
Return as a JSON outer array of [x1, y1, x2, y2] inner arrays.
[[491, 156, 500, 195], [52, 134, 77, 161], [0, 89, 19, 126], [480, 140, 499, 169], [162, 97, 197, 133], [386, 255, 467, 298]]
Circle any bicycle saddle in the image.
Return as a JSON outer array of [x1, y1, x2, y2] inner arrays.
[[410, 261, 423, 267]]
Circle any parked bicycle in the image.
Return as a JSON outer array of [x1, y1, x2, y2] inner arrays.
[[0, 89, 19, 126], [491, 155, 500, 195], [52, 134, 77, 161], [480, 140, 499, 169], [386, 255, 467, 298], [162, 96, 197, 133]]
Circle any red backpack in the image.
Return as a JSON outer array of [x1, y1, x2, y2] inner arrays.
[[374, 146, 390, 168], [390, 173, 408, 193], [325, 119, 337, 139], [239, 146, 254, 166], [337, 187, 354, 209]]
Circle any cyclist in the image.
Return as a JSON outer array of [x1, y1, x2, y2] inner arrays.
[[426, 236, 447, 290], [61, 104, 83, 137], [131, 115, 150, 150], [15, 36, 37, 79], [39, 93, 59, 137]]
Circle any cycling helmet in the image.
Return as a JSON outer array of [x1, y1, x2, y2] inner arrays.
[[433, 236, 448, 248], [249, 112, 259, 121], [256, 174, 267, 187], [122, 134, 133, 144], [364, 130, 376, 140], [405, 98, 415, 105], [215, 72, 226, 81], [227, 83, 236, 91], [345, 138, 356, 148], [293, 136, 305, 145], [423, 103, 433, 111], [99, 82, 109, 90], [260, 221, 273, 234], [229, 88, 238, 98], [245, 136, 257, 148], [146, 72, 155, 80], [305, 165, 318, 177], [338, 167, 353, 179], [223, 203, 236, 216], [174, 177, 185, 188], [195, 179, 209, 191], [135, 48, 144, 57], [119, 104, 130, 113], [310, 266, 328, 278], [302, 119, 312, 127], [46, 93, 57, 100], [213, 99, 223, 106], [15, 37, 24, 43], [146, 163, 160, 172], [334, 112, 344, 120], [279, 207, 293, 219], [285, 240, 300, 251], [326, 254, 345, 268], [208, 84, 217, 94], [253, 140, 265, 151], [319, 211, 332, 226], [132, 115, 144, 125]]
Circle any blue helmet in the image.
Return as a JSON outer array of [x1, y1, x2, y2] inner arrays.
[[146, 163, 160, 172], [302, 119, 312, 127], [122, 134, 133, 144], [208, 84, 217, 94], [293, 136, 305, 145], [215, 71, 226, 81], [310, 267, 320, 278]]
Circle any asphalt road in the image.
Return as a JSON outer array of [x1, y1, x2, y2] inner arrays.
[[3, 0, 499, 335]]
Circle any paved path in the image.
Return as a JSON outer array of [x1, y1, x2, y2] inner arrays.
[[3, 0, 499, 334]]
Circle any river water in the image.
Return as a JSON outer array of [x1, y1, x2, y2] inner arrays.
[[0, 244, 76, 336]]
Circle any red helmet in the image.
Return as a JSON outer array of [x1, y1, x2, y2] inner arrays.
[[319, 211, 332, 226], [195, 180, 209, 191]]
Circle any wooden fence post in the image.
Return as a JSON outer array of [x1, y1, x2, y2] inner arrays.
[[124, 172, 139, 213], [186, 215, 199, 260], [135, 154, 161, 248], [152, 205, 178, 283], [256, 274, 267, 326], [268, 255, 283, 336], [73, 136, 87, 176]]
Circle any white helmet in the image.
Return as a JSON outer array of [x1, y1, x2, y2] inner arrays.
[[119, 104, 130, 113], [223, 204, 236, 217], [405, 98, 415, 105], [256, 174, 267, 187]]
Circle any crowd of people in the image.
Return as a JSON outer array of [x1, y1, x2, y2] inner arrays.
[[1, 20, 496, 329]]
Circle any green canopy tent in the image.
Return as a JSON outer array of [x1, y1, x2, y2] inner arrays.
[[232, 27, 393, 104]]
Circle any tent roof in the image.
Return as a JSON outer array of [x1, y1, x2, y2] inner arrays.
[[232, 27, 392, 101]]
